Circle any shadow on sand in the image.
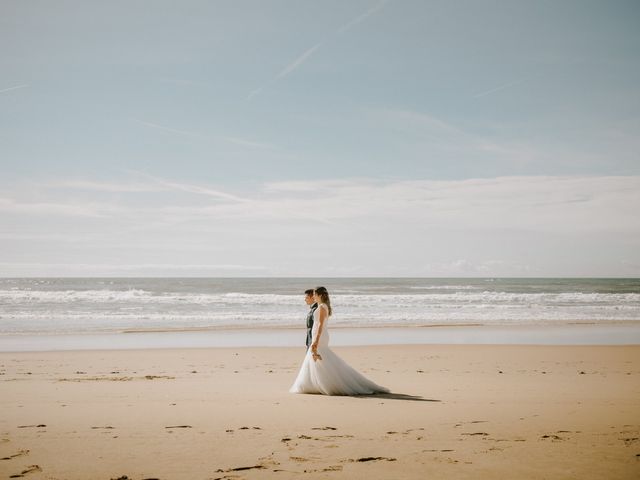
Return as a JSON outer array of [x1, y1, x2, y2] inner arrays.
[[351, 392, 440, 402]]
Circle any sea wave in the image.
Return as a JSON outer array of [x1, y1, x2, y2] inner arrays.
[[1, 289, 639, 305], [1, 284, 639, 335]]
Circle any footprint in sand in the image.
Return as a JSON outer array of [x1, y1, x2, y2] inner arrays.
[[297, 465, 343, 473], [215, 464, 266, 472], [9, 464, 41, 478], [455, 420, 487, 427], [110, 477, 160, 480], [1, 449, 29, 461], [289, 456, 309, 462], [403, 428, 425, 434], [346, 457, 397, 463]]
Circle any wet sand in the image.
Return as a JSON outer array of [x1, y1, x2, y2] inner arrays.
[[1, 345, 639, 479], [2, 323, 639, 352]]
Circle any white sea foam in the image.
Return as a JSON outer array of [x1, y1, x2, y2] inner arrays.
[[1, 289, 639, 305], [1, 278, 639, 335], [408, 285, 480, 290], [0, 289, 300, 305]]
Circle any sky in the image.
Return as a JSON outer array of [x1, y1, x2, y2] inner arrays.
[[1, 0, 639, 277]]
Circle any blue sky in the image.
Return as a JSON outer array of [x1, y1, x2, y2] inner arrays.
[[1, 0, 639, 276]]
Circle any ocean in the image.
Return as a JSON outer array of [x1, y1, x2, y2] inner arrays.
[[1, 277, 639, 336]]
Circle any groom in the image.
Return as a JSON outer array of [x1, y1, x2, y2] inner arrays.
[[304, 289, 318, 350]]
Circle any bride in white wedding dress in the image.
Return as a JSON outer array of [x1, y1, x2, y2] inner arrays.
[[289, 286, 389, 396]]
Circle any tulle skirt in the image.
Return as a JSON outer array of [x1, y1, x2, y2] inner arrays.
[[289, 346, 389, 396]]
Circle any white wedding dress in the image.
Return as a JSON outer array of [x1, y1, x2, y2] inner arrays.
[[289, 304, 389, 396]]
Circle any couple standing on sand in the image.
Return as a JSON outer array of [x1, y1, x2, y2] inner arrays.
[[289, 286, 389, 396]]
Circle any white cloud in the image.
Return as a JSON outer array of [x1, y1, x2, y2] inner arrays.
[[1, 175, 638, 276], [0, 197, 106, 217], [4, 175, 640, 233], [0, 262, 265, 270], [0, 262, 268, 277], [46, 173, 250, 203], [144, 177, 250, 203], [44, 180, 164, 193]]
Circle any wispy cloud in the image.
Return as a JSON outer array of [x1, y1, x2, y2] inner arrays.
[[0, 197, 106, 217], [157, 78, 212, 87], [131, 118, 204, 138], [473, 78, 527, 98], [275, 43, 325, 81], [246, 86, 264, 101], [336, 0, 389, 34], [125, 170, 250, 203], [0, 232, 96, 242], [44, 179, 164, 193], [2, 175, 638, 276], [224, 136, 274, 150], [131, 118, 273, 150], [244, 176, 640, 234], [149, 177, 250, 203], [371, 107, 542, 166], [8, 175, 640, 233], [248, 0, 389, 100], [0, 262, 268, 275], [0, 84, 29, 94], [54, 171, 252, 204]]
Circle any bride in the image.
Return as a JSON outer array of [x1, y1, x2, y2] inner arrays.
[[289, 286, 389, 396]]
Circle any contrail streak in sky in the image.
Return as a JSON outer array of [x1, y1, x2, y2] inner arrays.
[[473, 79, 526, 98], [248, 1, 389, 100], [0, 84, 29, 94]]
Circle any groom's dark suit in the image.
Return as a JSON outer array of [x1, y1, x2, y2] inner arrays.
[[306, 302, 318, 349]]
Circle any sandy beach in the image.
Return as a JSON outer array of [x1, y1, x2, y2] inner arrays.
[[1, 344, 639, 479]]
